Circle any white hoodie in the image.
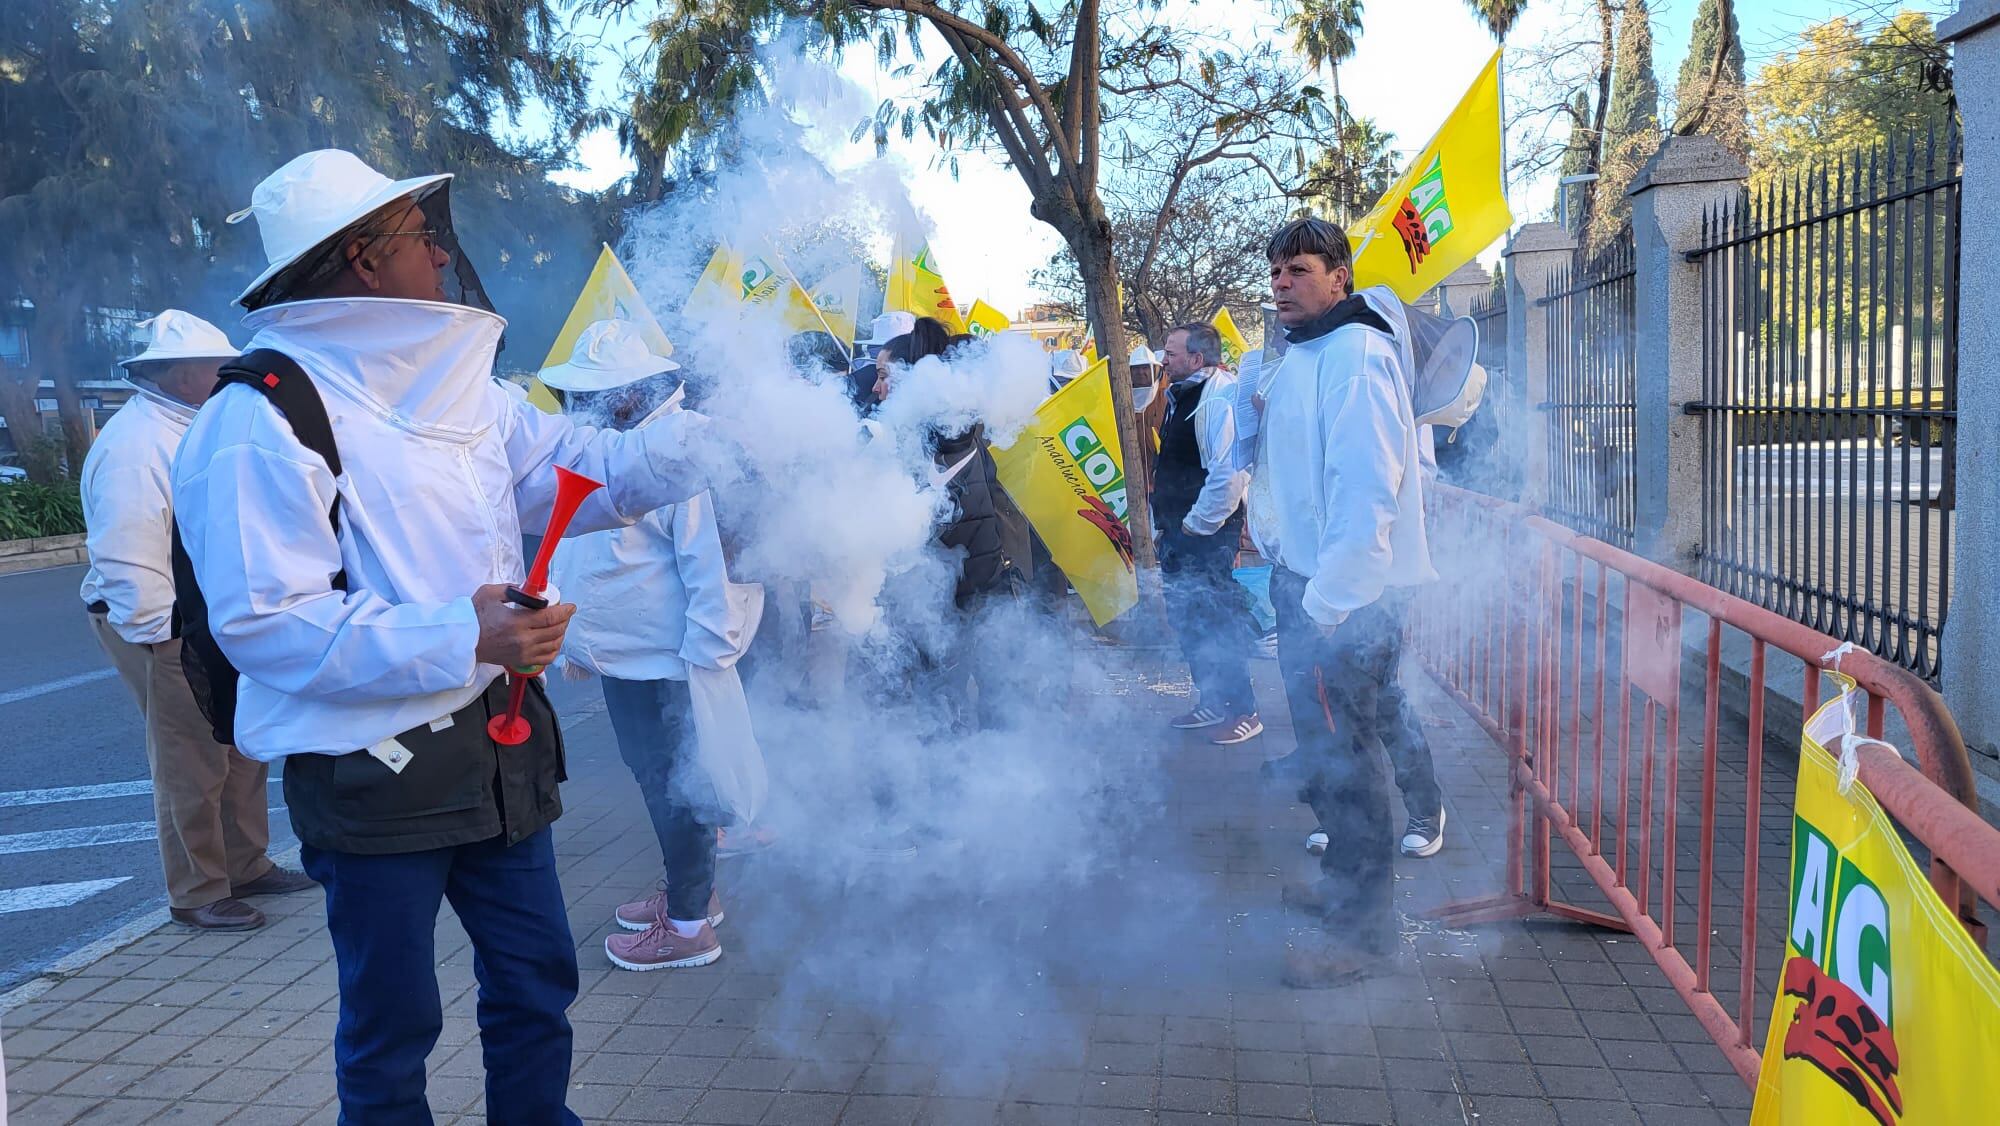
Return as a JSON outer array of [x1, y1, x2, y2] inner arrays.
[[1248, 286, 1437, 626], [172, 298, 714, 761], [79, 390, 198, 645], [551, 394, 758, 681]]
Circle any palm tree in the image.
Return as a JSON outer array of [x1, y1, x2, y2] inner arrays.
[[1463, 0, 1531, 40], [1285, 0, 1364, 128]]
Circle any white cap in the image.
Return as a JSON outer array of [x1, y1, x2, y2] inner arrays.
[[118, 311, 238, 371], [1128, 345, 1158, 368], [860, 310, 917, 347], [228, 149, 451, 307], [538, 320, 680, 393]]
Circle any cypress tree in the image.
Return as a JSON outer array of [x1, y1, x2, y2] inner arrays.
[[1675, 0, 1748, 157], [1591, 0, 1660, 248]]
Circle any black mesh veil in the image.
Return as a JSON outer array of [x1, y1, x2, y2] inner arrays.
[[242, 180, 497, 320]]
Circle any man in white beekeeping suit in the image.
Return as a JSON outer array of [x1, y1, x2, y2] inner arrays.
[[81, 311, 316, 932]]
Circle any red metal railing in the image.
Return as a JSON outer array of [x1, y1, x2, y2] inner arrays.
[[1410, 484, 2000, 1088]]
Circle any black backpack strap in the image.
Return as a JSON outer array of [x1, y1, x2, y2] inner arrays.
[[215, 349, 348, 592]]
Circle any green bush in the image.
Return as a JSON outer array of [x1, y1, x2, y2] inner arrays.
[[0, 481, 86, 541]]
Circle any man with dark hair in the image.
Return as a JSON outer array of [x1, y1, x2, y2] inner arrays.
[[1156, 321, 1259, 745], [1250, 216, 1441, 987], [174, 149, 723, 1121]]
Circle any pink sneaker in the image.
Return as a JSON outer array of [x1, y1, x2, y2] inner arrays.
[[615, 882, 725, 932], [606, 919, 721, 971]]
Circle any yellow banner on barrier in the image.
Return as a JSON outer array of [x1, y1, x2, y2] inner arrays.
[[1347, 49, 1513, 302], [530, 245, 673, 412], [1750, 674, 2000, 1126], [990, 357, 1138, 625]]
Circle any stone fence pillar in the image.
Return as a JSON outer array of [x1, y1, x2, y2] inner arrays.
[[1627, 136, 1748, 571], [1502, 223, 1577, 505], [1940, 2, 2000, 759]]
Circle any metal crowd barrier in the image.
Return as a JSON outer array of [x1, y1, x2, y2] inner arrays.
[[1409, 483, 2000, 1087]]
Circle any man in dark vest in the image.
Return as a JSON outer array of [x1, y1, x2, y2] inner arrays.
[[173, 149, 725, 1123], [1156, 322, 1262, 746]]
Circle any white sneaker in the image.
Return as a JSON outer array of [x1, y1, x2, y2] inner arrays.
[[1212, 715, 1264, 745], [1305, 830, 1329, 856], [1401, 809, 1447, 858]]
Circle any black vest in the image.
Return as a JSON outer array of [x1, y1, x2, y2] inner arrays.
[[281, 677, 567, 855], [1153, 376, 1212, 529]]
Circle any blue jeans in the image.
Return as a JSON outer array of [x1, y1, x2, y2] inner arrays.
[[301, 828, 580, 1126], [600, 676, 717, 921]]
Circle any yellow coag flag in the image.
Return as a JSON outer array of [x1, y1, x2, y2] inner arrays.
[[990, 357, 1138, 625], [886, 233, 966, 334], [1211, 307, 1249, 365], [1750, 673, 2000, 1126], [807, 264, 864, 345], [685, 243, 835, 338], [1347, 49, 1512, 302], [965, 299, 1012, 337], [531, 245, 674, 412]]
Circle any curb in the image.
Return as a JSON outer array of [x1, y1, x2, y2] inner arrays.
[[0, 843, 305, 1016]]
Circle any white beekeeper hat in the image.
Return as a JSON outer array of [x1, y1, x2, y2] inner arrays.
[[538, 320, 681, 393], [859, 310, 917, 347], [1050, 349, 1088, 383], [227, 149, 452, 308], [1128, 345, 1158, 368], [117, 311, 238, 371]]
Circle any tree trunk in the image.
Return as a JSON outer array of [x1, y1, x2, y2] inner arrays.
[[29, 286, 94, 476], [1072, 228, 1157, 571], [0, 378, 55, 483]]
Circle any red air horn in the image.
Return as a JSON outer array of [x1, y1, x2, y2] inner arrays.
[[487, 466, 606, 746]]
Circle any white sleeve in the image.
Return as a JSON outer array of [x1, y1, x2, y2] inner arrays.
[[82, 456, 178, 645], [1302, 359, 1409, 626], [176, 440, 482, 702], [1183, 380, 1250, 537], [670, 493, 739, 671], [501, 387, 715, 538]]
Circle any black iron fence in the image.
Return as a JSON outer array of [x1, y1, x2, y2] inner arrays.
[[1472, 292, 1507, 381], [1540, 228, 1638, 549], [1687, 120, 1959, 679]]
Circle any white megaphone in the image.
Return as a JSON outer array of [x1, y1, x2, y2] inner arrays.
[[1398, 300, 1488, 430]]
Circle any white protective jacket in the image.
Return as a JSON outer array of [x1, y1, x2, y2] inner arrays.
[[1177, 366, 1252, 537], [1248, 287, 1437, 626], [551, 396, 759, 681], [79, 390, 197, 644], [172, 298, 714, 761]]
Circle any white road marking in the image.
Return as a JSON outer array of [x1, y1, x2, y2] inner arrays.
[[0, 808, 288, 856], [0, 877, 134, 915], [0, 780, 154, 808], [0, 667, 118, 707], [0, 821, 157, 855]]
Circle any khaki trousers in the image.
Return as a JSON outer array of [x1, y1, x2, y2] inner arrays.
[[88, 612, 274, 908]]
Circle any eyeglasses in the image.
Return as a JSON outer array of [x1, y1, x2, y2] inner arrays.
[[372, 226, 445, 252]]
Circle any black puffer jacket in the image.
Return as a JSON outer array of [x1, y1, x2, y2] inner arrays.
[[934, 425, 1024, 607]]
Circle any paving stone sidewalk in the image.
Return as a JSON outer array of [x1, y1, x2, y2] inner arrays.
[[2, 648, 1753, 1126]]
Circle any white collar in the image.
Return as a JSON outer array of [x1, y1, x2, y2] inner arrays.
[[240, 298, 508, 440]]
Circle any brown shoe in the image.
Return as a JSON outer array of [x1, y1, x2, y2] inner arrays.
[[170, 898, 267, 931], [1282, 942, 1392, 989], [231, 866, 317, 897]]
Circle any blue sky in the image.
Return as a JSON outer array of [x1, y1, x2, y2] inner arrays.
[[548, 0, 1951, 314]]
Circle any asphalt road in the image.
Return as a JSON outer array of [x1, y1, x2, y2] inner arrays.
[[0, 561, 604, 995], [0, 563, 273, 994]]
